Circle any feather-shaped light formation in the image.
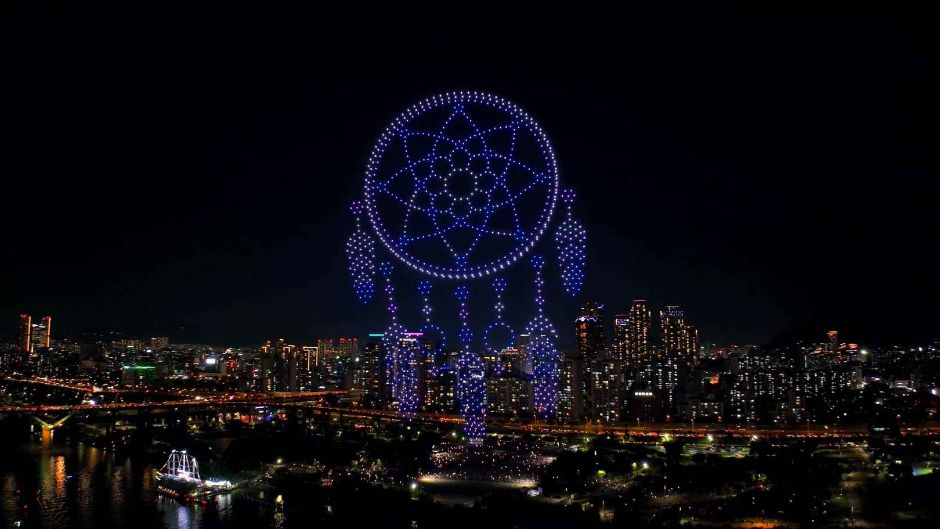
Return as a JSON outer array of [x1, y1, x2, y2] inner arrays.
[[555, 188, 586, 297], [346, 201, 376, 303], [525, 255, 560, 421], [379, 262, 406, 405], [454, 284, 485, 439]]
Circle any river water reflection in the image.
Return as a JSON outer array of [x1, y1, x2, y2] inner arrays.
[[0, 443, 244, 529]]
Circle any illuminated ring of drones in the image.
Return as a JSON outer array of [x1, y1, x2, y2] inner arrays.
[[482, 322, 515, 351], [363, 91, 560, 280]]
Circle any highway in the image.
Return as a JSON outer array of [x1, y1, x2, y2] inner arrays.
[[4, 376, 939, 438], [3, 398, 936, 438]]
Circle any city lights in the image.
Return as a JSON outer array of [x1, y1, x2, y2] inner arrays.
[[4, 8, 934, 529]]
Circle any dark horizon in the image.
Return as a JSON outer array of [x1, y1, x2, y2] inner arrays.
[[2, 4, 937, 347]]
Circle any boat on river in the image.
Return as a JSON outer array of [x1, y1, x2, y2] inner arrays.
[[155, 449, 233, 499]]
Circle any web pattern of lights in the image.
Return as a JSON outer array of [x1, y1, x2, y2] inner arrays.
[[379, 262, 406, 403], [454, 284, 485, 439], [363, 91, 560, 280], [525, 255, 560, 421], [555, 188, 586, 297], [346, 201, 376, 303]]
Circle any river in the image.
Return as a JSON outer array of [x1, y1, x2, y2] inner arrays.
[[0, 442, 252, 529]]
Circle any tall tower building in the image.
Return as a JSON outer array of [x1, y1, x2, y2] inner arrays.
[[557, 353, 579, 423], [286, 347, 301, 391], [18, 315, 52, 357], [576, 302, 605, 359], [18, 314, 32, 353], [576, 302, 606, 419], [35, 316, 52, 350], [661, 305, 688, 363], [627, 300, 651, 365], [589, 358, 622, 424], [273, 339, 296, 391], [358, 334, 384, 403], [685, 324, 700, 360], [612, 313, 629, 364], [299, 346, 318, 389], [826, 330, 839, 356], [661, 305, 700, 369]]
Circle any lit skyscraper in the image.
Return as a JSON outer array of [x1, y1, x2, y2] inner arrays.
[[627, 300, 651, 365], [589, 358, 622, 424], [575, 302, 605, 418], [18, 314, 32, 353], [661, 305, 686, 359], [299, 345, 318, 389], [18, 314, 52, 358], [36, 316, 52, 350], [576, 302, 606, 359], [686, 324, 700, 360], [612, 313, 629, 364], [358, 334, 384, 402], [557, 353, 579, 422], [826, 330, 839, 358], [661, 305, 698, 367]]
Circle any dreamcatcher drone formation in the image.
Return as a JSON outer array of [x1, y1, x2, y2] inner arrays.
[[345, 91, 586, 439]]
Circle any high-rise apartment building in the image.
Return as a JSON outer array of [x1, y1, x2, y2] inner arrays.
[[357, 334, 384, 402], [661, 305, 687, 359], [612, 313, 629, 364], [18, 314, 52, 357], [826, 330, 839, 357], [661, 305, 699, 367], [557, 353, 580, 422], [576, 302, 605, 418], [317, 337, 359, 380], [18, 314, 32, 353], [589, 358, 622, 424], [575, 302, 605, 360], [627, 300, 651, 365]]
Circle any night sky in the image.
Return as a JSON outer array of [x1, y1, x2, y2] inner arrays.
[[2, 4, 937, 347]]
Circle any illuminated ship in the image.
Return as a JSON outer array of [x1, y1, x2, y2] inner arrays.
[[155, 450, 233, 499]]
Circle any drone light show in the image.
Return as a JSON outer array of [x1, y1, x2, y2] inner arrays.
[[346, 91, 586, 438]]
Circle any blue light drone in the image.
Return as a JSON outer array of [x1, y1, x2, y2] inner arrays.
[[346, 91, 586, 438]]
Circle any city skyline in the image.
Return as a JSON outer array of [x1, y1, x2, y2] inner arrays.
[[3, 5, 940, 529]]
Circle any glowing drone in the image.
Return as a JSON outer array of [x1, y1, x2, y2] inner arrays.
[[346, 91, 586, 438]]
